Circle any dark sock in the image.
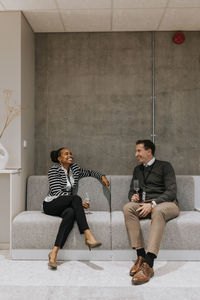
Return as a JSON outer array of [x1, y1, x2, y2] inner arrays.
[[144, 252, 157, 268], [136, 248, 146, 258]]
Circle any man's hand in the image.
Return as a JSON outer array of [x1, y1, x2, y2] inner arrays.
[[131, 193, 139, 202], [102, 176, 110, 188], [82, 202, 90, 209], [136, 203, 152, 217]]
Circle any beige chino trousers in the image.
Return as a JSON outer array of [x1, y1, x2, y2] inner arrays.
[[123, 201, 180, 256]]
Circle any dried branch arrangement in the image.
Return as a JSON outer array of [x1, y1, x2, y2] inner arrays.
[[0, 89, 25, 139]]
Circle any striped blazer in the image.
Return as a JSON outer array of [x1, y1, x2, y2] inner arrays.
[[47, 163, 103, 198]]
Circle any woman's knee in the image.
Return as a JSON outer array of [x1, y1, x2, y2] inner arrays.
[[73, 195, 82, 203], [72, 195, 83, 208], [61, 207, 75, 219]]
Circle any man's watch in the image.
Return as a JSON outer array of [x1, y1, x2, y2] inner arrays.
[[151, 200, 157, 209]]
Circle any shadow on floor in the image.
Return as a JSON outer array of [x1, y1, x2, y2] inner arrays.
[[56, 260, 104, 270], [56, 260, 71, 266], [155, 261, 186, 277], [79, 261, 104, 270]]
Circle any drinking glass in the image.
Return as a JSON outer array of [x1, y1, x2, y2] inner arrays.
[[133, 180, 140, 193], [85, 192, 92, 214]]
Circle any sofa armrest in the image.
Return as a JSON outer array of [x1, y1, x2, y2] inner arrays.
[[193, 176, 200, 211]]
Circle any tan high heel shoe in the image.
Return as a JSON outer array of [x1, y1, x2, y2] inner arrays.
[[85, 240, 102, 251], [48, 253, 57, 270]]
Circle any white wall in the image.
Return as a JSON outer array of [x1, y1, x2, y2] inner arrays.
[[0, 175, 9, 245], [0, 12, 21, 168], [0, 12, 35, 246], [20, 13, 35, 213]]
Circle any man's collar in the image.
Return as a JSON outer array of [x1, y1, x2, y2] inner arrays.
[[143, 157, 155, 167]]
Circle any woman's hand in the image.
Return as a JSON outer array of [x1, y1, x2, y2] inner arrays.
[[82, 202, 90, 209], [102, 176, 110, 188], [131, 193, 139, 202]]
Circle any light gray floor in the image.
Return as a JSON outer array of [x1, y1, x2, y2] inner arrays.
[[0, 250, 200, 300]]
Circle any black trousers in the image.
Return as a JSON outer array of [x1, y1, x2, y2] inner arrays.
[[43, 195, 89, 248]]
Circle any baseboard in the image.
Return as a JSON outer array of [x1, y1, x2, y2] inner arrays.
[[11, 249, 200, 261], [0, 243, 9, 250]]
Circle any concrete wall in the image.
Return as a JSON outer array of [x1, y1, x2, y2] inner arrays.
[[35, 32, 152, 175], [35, 31, 200, 175], [155, 32, 200, 175]]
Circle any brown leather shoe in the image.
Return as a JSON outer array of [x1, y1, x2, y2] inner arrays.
[[132, 262, 154, 285], [129, 256, 145, 276]]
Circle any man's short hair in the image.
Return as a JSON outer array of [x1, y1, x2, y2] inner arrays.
[[136, 139, 155, 156]]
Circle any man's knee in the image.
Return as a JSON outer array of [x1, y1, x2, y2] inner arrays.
[[123, 202, 138, 215], [123, 202, 131, 214], [151, 205, 165, 219], [151, 202, 180, 221]]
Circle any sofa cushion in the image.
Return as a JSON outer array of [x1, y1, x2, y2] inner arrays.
[[27, 176, 48, 210], [176, 176, 195, 211], [110, 175, 196, 211], [110, 175, 132, 211], [12, 211, 111, 250], [76, 177, 110, 211], [27, 176, 111, 211], [111, 211, 200, 250]]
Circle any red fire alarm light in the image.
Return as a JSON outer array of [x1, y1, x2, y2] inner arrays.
[[173, 32, 185, 44]]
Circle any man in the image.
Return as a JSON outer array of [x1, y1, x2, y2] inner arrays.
[[123, 140, 180, 285]]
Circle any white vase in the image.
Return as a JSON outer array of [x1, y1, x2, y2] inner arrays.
[[0, 142, 9, 169]]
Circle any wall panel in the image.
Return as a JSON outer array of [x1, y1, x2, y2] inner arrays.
[[35, 31, 200, 175], [35, 32, 152, 175]]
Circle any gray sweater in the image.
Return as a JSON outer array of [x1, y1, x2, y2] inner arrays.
[[128, 160, 177, 205]]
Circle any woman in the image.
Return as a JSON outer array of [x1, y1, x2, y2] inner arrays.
[[43, 147, 109, 270]]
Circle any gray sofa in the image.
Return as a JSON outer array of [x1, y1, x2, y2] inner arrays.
[[12, 175, 200, 260]]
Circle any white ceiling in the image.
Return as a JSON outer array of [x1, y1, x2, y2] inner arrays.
[[0, 0, 200, 32]]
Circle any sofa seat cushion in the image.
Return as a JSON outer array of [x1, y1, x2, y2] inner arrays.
[[12, 211, 111, 250], [111, 211, 200, 250]]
